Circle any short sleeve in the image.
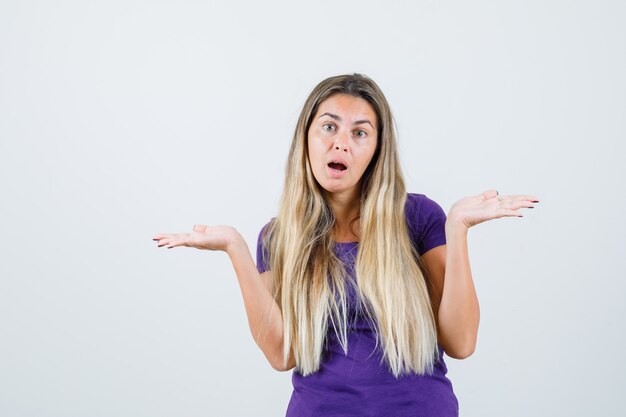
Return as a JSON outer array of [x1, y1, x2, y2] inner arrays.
[[417, 194, 447, 255], [256, 220, 272, 273], [405, 193, 447, 256]]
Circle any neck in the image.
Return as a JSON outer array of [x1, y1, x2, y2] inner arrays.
[[325, 187, 361, 241]]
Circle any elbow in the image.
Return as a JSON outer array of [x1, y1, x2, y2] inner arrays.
[[443, 336, 477, 360], [269, 355, 287, 372], [271, 362, 285, 372], [273, 364, 295, 372], [271, 361, 295, 372], [271, 353, 296, 372], [447, 344, 475, 360]]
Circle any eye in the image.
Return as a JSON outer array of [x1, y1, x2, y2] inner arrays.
[[355, 129, 367, 138], [322, 123, 336, 132]]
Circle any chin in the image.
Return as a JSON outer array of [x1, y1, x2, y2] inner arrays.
[[320, 183, 354, 194]]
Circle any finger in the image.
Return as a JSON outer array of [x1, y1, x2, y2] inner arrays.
[[167, 240, 189, 248], [496, 208, 524, 218], [154, 233, 175, 241], [497, 194, 527, 204], [481, 189, 499, 200], [157, 237, 172, 248], [501, 199, 535, 209], [506, 209, 524, 218], [193, 224, 208, 233], [507, 194, 540, 203]]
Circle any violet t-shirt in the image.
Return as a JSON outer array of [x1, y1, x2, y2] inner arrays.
[[256, 193, 459, 417]]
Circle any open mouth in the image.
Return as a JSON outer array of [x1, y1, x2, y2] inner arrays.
[[328, 162, 347, 171]]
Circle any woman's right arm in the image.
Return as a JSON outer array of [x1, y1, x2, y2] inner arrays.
[[226, 233, 295, 372], [153, 225, 294, 372]]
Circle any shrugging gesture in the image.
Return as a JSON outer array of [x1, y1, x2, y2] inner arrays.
[[152, 73, 543, 416]]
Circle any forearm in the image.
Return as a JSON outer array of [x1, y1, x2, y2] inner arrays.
[[226, 234, 286, 370], [437, 223, 480, 358]]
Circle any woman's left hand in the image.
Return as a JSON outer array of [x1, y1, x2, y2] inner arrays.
[[448, 189, 540, 229]]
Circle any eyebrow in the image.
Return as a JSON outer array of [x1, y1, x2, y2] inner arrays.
[[318, 112, 374, 129]]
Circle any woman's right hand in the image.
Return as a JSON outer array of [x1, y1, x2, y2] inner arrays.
[[152, 224, 238, 252]]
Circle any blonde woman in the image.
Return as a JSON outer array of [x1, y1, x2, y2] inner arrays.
[[153, 73, 540, 416]]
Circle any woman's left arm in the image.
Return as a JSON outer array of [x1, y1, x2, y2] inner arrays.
[[422, 189, 540, 359]]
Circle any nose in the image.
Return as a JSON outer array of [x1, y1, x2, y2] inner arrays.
[[333, 130, 349, 151]]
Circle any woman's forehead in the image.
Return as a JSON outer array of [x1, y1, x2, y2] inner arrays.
[[315, 94, 377, 125]]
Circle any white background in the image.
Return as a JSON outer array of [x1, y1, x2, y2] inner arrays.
[[1, 1, 624, 416]]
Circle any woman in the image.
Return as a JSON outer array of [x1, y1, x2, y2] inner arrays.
[[153, 73, 539, 416]]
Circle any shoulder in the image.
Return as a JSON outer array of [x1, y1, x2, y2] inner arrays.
[[256, 218, 276, 254], [405, 192, 446, 222], [405, 192, 447, 256], [405, 192, 422, 214], [405, 192, 443, 214], [257, 217, 276, 240], [404, 192, 431, 230], [256, 217, 276, 273]]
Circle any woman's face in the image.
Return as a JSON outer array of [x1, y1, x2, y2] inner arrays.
[[307, 94, 378, 196]]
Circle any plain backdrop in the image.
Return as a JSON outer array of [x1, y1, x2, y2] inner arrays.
[[1, 1, 624, 416]]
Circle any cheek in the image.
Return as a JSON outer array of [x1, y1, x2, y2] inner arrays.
[[308, 138, 323, 160], [356, 146, 376, 168], [364, 142, 378, 166], [307, 140, 323, 172]]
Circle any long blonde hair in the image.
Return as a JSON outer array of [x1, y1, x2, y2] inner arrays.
[[260, 73, 440, 378]]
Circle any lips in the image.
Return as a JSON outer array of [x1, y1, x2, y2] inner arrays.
[[327, 158, 348, 171], [328, 162, 347, 171]]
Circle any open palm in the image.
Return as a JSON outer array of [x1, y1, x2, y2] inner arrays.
[[152, 224, 237, 252], [449, 189, 540, 229]]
